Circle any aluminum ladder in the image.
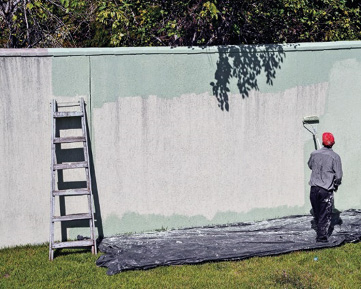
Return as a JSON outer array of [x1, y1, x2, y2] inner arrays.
[[49, 98, 97, 260]]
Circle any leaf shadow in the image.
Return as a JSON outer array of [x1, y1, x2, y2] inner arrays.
[[210, 44, 286, 111]]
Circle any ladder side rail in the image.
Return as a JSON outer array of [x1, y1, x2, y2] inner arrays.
[[80, 98, 97, 254], [49, 99, 57, 261], [80, 99, 90, 171]]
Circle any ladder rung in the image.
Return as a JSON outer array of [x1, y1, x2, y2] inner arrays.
[[52, 239, 94, 249], [53, 161, 88, 170], [53, 136, 86, 143], [53, 188, 90, 197], [54, 111, 83, 118], [53, 213, 91, 222], [56, 102, 80, 108]]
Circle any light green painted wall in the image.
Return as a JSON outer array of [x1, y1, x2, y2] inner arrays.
[[90, 53, 216, 107], [52, 56, 90, 97], [50, 43, 361, 103]]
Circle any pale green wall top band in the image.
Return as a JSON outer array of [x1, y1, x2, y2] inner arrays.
[[1, 41, 361, 57], [46, 41, 361, 109]]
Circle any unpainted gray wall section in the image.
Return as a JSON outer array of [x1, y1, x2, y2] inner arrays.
[[321, 57, 361, 209], [0, 57, 52, 247], [0, 55, 91, 248], [92, 87, 328, 235]]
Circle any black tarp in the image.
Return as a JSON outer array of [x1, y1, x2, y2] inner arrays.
[[96, 209, 361, 275]]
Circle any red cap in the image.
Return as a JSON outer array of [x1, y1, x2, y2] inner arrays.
[[322, 132, 335, 147]]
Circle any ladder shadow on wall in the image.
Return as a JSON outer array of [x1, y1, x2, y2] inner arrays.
[[210, 44, 286, 111], [55, 111, 104, 245]]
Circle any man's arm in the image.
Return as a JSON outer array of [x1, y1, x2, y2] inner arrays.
[[307, 154, 313, 169], [333, 155, 343, 190]]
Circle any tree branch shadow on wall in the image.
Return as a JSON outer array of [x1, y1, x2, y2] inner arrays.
[[210, 45, 286, 111]]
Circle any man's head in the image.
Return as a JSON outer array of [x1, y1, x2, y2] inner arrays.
[[322, 132, 335, 147]]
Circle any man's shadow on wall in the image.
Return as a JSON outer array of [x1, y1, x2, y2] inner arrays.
[[210, 45, 286, 111]]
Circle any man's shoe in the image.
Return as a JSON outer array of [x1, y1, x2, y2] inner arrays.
[[316, 237, 328, 243]]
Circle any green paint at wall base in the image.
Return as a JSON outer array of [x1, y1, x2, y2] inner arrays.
[[99, 205, 310, 237]]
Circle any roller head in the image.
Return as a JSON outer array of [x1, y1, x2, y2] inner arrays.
[[303, 115, 319, 124]]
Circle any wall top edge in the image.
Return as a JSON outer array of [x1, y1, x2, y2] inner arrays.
[[0, 41, 360, 57]]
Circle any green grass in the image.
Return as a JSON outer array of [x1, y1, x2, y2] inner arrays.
[[0, 242, 360, 288]]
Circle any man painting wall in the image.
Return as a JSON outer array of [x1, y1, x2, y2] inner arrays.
[[308, 132, 343, 243]]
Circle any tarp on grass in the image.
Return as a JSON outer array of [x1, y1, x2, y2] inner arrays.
[[96, 209, 361, 275]]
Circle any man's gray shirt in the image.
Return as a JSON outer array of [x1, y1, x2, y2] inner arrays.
[[308, 147, 343, 191]]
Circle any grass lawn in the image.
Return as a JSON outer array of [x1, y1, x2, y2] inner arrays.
[[0, 242, 360, 288]]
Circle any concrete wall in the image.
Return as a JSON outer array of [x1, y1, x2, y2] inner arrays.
[[1, 42, 361, 248]]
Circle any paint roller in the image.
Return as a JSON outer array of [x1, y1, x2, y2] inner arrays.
[[303, 115, 321, 150]]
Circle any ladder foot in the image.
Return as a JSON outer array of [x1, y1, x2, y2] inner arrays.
[[49, 249, 54, 261]]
